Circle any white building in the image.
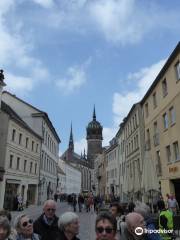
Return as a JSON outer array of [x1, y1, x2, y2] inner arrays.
[[59, 158, 81, 195], [105, 138, 119, 198], [0, 101, 42, 209], [2, 91, 61, 204], [116, 123, 127, 202], [57, 166, 66, 195]]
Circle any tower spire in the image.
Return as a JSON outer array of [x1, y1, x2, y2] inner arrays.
[[83, 148, 86, 159], [69, 122, 74, 151], [93, 104, 96, 121]]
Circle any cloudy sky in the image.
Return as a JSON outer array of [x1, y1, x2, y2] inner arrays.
[[1, 0, 180, 155]]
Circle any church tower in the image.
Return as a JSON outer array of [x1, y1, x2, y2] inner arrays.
[[67, 123, 74, 160], [86, 106, 103, 168]]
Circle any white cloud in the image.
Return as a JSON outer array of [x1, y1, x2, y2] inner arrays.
[[32, 0, 55, 8], [103, 127, 118, 146], [89, 0, 180, 44], [113, 59, 166, 125], [0, 0, 49, 95], [5, 73, 33, 95], [56, 59, 91, 94]]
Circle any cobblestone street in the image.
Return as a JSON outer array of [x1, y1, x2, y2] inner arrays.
[[11, 202, 96, 240]]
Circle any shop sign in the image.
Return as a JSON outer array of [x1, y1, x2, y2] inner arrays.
[[169, 166, 178, 173]]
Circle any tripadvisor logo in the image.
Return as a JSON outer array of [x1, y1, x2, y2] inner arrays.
[[135, 227, 174, 235]]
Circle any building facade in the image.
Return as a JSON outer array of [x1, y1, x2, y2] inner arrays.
[[0, 101, 41, 209], [141, 42, 180, 205], [2, 91, 60, 204], [105, 138, 119, 198], [116, 123, 127, 202], [121, 103, 145, 201]]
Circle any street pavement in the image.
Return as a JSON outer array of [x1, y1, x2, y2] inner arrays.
[[11, 201, 96, 240]]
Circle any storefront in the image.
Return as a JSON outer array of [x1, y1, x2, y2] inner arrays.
[[3, 180, 20, 210]]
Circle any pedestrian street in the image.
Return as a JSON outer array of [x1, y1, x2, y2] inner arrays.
[[11, 202, 96, 240]]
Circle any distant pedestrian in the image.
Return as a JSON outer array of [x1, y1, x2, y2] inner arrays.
[[17, 194, 23, 211], [54, 192, 58, 202], [72, 195, 77, 212], [56, 212, 80, 240], [78, 194, 84, 212], [33, 200, 59, 240], [167, 194, 179, 215]]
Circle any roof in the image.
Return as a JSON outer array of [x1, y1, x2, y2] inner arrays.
[[3, 91, 60, 143], [105, 142, 118, 154], [141, 42, 180, 105], [61, 150, 91, 168], [57, 166, 65, 175], [1, 101, 42, 140]]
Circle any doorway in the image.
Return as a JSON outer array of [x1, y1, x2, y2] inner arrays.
[[172, 179, 180, 206]]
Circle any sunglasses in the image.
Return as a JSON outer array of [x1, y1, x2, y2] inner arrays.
[[22, 219, 33, 227], [96, 227, 114, 234], [47, 208, 56, 212]]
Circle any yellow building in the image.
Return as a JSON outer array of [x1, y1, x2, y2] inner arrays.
[[141, 42, 180, 204]]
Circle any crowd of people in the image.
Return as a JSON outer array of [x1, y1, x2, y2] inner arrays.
[[0, 193, 179, 240]]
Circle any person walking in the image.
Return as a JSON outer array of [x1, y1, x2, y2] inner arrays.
[[167, 195, 179, 215], [14, 214, 40, 240], [56, 212, 80, 240], [0, 216, 11, 240], [72, 195, 77, 212], [33, 200, 59, 240], [158, 200, 174, 240], [95, 212, 117, 240], [77, 194, 84, 213]]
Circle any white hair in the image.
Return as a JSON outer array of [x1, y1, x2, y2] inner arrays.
[[43, 199, 57, 209], [134, 201, 150, 219], [14, 214, 27, 231], [58, 212, 78, 231]]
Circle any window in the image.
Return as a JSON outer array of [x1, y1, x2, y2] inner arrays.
[[153, 92, 157, 108], [166, 145, 171, 163], [169, 107, 176, 125], [156, 150, 162, 176], [175, 61, 180, 81], [36, 144, 39, 153], [9, 155, 13, 168], [17, 157, 20, 170], [162, 78, 168, 97], [25, 138, 29, 148], [163, 113, 168, 129], [24, 160, 27, 171], [173, 141, 180, 161], [35, 163, 37, 174], [12, 129, 16, 141], [32, 141, 34, 151], [154, 121, 158, 134], [153, 121, 159, 146], [30, 162, 33, 173], [19, 133, 22, 145], [145, 103, 149, 118]]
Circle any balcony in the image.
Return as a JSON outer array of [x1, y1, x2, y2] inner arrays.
[[153, 133, 160, 147]]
